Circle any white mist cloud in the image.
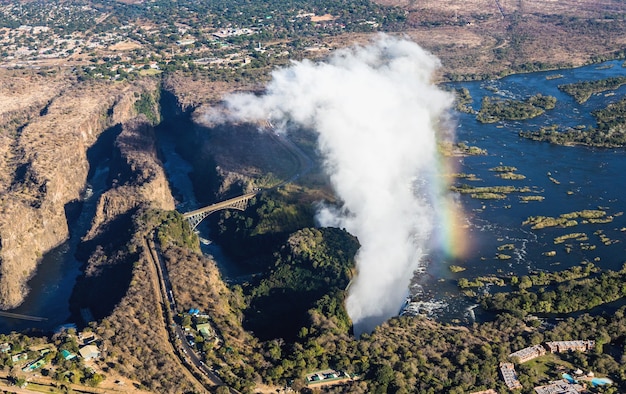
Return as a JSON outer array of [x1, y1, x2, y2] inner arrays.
[[216, 35, 454, 335]]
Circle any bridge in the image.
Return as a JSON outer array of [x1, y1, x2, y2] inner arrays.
[[182, 191, 258, 230], [182, 121, 314, 231], [0, 311, 47, 322]]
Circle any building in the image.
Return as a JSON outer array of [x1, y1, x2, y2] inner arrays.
[[196, 323, 215, 339], [11, 352, 27, 363], [534, 379, 584, 394], [0, 343, 11, 353], [305, 369, 345, 386], [544, 341, 595, 354], [509, 344, 546, 363], [470, 390, 498, 394], [79, 344, 100, 360], [78, 331, 98, 346], [500, 362, 523, 390]]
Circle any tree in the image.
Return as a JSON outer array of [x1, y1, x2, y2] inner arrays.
[[216, 386, 230, 394]]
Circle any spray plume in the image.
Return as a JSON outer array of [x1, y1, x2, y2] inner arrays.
[[214, 35, 456, 335]]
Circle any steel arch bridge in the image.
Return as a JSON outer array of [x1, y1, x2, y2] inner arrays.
[[182, 192, 258, 230]]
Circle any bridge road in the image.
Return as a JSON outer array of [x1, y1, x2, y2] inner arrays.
[[183, 192, 258, 230]]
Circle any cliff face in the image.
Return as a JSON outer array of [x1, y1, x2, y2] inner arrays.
[[0, 71, 160, 309], [85, 115, 175, 240]]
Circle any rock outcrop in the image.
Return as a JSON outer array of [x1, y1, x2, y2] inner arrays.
[[85, 115, 175, 240], [0, 71, 160, 309]]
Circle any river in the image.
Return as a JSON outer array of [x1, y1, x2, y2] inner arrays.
[[410, 59, 626, 322], [2, 60, 625, 333], [0, 163, 110, 334]]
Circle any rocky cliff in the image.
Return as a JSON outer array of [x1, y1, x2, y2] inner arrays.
[[0, 71, 160, 309], [70, 111, 176, 325], [85, 115, 175, 240]]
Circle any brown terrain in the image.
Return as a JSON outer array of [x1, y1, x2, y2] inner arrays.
[[0, 1, 624, 391], [85, 115, 175, 241], [0, 71, 167, 309], [367, 0, 626, 78]]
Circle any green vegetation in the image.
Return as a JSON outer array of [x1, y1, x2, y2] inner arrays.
[[489, 166, 526, 180], [153, 210, 199, 250], [497, 172, 526, 180], [553, 232, 588, 244], [523, 210, 608, 229], [458, 275, 505, 288], [449, 265, 466, 273], [520, 195, 545, 202], [490, 166, 517, 172], [476, 94, 557, 123], [134, 91, 159, 124], [451, 184, 532, 200], [459, 263, 600, 291], [481, 264, 626, 314], [520, 97, 626, 147], [454, 87, 476, 114], [558, 76, 626, 103], [214, 192, 316, 260], [244, 227, 359, 341], [440, 141, 487, 156], [450, 173, 481, 181]]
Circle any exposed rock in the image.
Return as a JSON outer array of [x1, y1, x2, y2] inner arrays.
[[85, 115, 175, 240], [0, 72, 160, 309], [162, 72, 253, 110]]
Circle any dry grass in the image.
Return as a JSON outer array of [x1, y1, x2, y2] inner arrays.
[[108, 41, 143, 51], [367, 0, 626, 77]]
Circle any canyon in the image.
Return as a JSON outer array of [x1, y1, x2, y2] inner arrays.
[[0, 70, 175, 309]]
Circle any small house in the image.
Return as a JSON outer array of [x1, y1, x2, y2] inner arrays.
[[79, 345, 100, 361], [0, 343, 11, 353], [11, 352, 28, 363]]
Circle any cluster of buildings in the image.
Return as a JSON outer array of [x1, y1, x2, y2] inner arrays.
[[0, 1, 354, 79], [500, 340, 597, 392], [183, 308, 221, 349], [509, 341, 595, 363], [0, 330, 102, 375]]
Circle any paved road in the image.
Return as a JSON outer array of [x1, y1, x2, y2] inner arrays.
[[145, 236, 229, 391]]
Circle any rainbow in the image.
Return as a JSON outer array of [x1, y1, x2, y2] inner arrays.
[[430, 146, 470, 261]]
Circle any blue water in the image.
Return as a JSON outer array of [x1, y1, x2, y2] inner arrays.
[[562, 373, 612, 387], [413, 60, 626, 321], [591, 377, 613, 387], [562, 373, 577, 383], [0, 164, 110, 333]]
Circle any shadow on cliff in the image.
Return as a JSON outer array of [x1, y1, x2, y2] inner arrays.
[[157, 90, 223, 206], [70, 208, 138, 326], [66, 123, 134, 327], [64, 124, 123, 228]]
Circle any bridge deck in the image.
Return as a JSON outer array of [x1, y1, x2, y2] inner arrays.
[[183, 192, 258, 218]]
